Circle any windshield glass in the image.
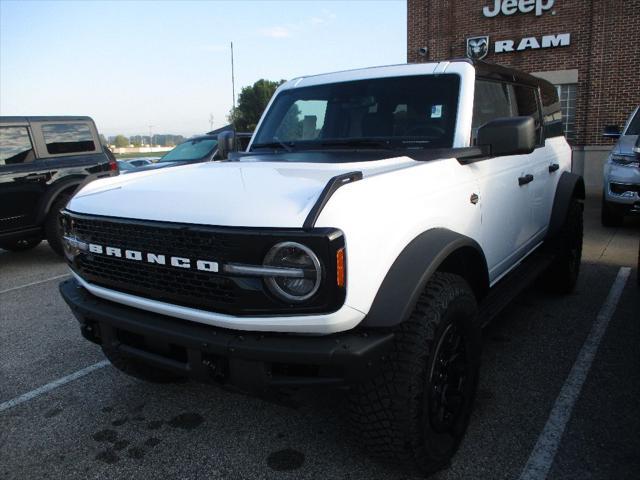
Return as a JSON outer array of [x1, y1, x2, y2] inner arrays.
[[159, 138, 217, 162], [117, 161, 135, 171], [626, 108, 640, 135], [251, 74, 460, 154]]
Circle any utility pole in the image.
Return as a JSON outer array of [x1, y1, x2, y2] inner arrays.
[[209, 113, 214, 131], [148, 125, 154, 147], [230, 41, 236, 127]]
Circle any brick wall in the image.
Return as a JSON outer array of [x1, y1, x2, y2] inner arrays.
[[407, 0, 640, 146]]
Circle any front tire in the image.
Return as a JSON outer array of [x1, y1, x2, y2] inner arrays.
[[0, 237, 42, 252], [349, 273, 481, 475], [601, 194, 624, 227], [44, 193, 72, 257]]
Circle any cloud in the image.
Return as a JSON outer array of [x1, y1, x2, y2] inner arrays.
[[259, 26, 292, 38]]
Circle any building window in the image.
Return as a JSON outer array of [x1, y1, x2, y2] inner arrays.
[[556, 84, 577, 143]]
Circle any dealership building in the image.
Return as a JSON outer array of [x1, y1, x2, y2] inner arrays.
[[408, 0, 640, 186]]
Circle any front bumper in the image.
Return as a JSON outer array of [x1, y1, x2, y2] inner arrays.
[[60, 279, 393, 391], [604, 163, 640, 213]]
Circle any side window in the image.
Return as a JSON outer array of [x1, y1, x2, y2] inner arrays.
[[472, 80, 517, 142], [513, 85, 543, 144], [540, 83, 564, 140], [42, 123, 96, 155], [0, 127, 35, 166]]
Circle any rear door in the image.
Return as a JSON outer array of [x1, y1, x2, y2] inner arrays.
[[0, 124, 52, 232]]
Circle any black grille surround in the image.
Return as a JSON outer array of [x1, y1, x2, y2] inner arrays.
[[63, 211, 346, 316]]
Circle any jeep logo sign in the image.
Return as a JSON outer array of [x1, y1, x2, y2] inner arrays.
[[483, 0, 555, 17]]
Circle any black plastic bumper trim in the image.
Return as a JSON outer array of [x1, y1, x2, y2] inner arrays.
[[60, 279, 393, 390]]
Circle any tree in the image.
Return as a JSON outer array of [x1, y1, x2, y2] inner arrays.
[[228, 79, 286, 131], [114, 135, 129, 148]]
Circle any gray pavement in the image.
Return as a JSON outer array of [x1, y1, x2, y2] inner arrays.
[[0, 190, 638, 479]]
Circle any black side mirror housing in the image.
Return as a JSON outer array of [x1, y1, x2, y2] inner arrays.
[[217, 130, 236, 160], [603, 125, 621, 139], [477, 116, 536, 157]]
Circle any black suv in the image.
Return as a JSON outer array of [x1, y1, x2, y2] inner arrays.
[[0, 116, 118, 255]]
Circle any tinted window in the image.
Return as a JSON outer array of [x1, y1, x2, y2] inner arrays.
[[159, 138, 217, 162], [42, 123, 95, 155], [0, 127, 35, 165], [472, 80, 517, 141], [540, 82, 564, 139], [253, 74, 461, 152], [626, 109, 640, 135], [513, 85, 542, 143]]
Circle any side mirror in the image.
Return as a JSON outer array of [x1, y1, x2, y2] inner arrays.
[[217, 130, 236, 160], [602, 125, 621, 139], [477, 116, 536, 157]]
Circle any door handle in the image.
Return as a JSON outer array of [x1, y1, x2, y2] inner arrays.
[[548, 163, 560, 173], [518, 174, 534, 186], [25, 173, 48, 181]]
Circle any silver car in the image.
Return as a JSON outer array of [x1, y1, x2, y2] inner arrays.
[[602, 105, 640, 226]]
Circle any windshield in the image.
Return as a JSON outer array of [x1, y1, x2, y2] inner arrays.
[[117, 161, 135, 171], [159, 138, 217, 162], [251, 74, 460, 154], [626, 108, 640, 135]]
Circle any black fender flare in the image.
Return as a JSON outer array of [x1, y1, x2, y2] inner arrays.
[[546, 171, 585, 240], [35, 176, 85, 224], [361, 228, 489, 328]]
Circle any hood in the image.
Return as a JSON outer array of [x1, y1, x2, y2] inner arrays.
[[613, 134, 639, 156], [68, 153, 417, 228]]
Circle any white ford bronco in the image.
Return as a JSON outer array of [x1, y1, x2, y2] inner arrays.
[[60, 59, 584, 474]]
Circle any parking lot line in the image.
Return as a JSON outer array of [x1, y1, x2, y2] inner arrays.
[[518, 266, 631, 480], [0, 273, 70, 295], [0, 360, 110, 413]]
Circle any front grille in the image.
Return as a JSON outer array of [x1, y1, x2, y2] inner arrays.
[[66, 213, 345, 315], [610, 183, 640, 195]]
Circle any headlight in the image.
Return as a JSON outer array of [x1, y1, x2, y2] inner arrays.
[[263, 242, 322, 302], [610, 154, 639, 167]]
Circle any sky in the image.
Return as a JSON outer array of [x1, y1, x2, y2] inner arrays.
[[0, 0, 406, 137]]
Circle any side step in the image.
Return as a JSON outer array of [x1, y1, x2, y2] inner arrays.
[[478, 252, 554, 327]]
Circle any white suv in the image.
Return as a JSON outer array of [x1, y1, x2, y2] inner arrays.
[[59, 59, 583, 475]]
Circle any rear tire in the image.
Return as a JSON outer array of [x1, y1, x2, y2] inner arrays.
[[103, 347, 184, 384], [349, 273, 481, 475], [0, 237, 42, 252], [44, 193, 72, 257], [601, 194, 624, 227], [539, 198, 583, 294]]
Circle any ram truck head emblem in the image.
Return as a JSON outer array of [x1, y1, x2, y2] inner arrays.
[[466, 36, 490, 60]]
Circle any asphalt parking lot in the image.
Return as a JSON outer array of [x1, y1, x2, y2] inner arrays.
[[1, 190, 638, 480]]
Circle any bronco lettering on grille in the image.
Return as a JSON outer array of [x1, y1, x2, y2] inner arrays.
[[87, 242, 219, 272]]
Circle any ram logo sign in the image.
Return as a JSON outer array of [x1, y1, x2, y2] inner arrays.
[[466, 36, 490, 60], [495, 33, 571, 53]]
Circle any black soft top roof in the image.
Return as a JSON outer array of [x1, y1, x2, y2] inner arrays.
[[449, 58, 554, 90]]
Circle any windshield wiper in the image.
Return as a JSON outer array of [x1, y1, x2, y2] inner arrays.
[[251, 137, 295, 152], [314, 138, 393, 149]]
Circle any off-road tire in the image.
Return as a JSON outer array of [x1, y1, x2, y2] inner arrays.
[[0, 237, 42, 252], [44, 193, 72, 257], [349, 272, 481, 476], [539, 198, 583, 294], [103, 347, 184, 384], [601, 194, 624, 227]]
